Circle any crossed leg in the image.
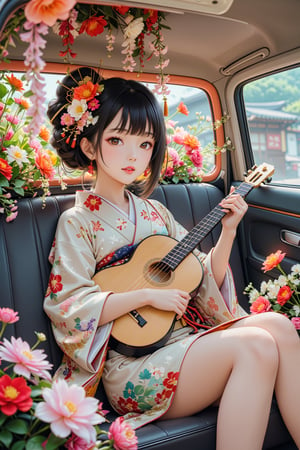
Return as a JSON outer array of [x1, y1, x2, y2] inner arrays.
[[163, 312, 300, 450]]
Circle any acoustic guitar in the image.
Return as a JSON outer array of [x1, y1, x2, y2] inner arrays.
[[93, 163, 274, 357]]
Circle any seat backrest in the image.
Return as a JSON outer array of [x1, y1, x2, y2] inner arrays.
[[0, 183, 247, 370]]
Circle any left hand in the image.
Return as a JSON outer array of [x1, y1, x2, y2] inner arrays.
[[219, 186, 248, 232]]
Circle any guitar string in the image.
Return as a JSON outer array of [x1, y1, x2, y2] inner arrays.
[[111, 183, 252, 296]]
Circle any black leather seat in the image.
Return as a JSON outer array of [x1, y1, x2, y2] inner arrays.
[[0, 183, 296, 449]]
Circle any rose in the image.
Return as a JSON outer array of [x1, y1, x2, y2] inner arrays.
[[277, 285, 293, 306], [108, 416, 138, 450], [250, 296, 272, 314], [291, 317, 300, 330]]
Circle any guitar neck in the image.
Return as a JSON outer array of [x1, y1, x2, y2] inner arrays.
[[162, 182, 254, 270]]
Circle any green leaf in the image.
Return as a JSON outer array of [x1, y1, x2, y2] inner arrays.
[[0, 175, 10, 187], [0, 429, 13, 448], [14, 178, 25, 188], [134, 385, 144, 396], [6, 418, 28, 435], [25, 436, 45, 450], [13, 186, 25, 196], [0, 83, 8, 98], [45, 434, 67, 449], [0, 413, 8, 426], [12, 440, 26, 450]]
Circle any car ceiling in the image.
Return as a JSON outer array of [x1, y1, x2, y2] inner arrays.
[[1, 0, 300, 83]]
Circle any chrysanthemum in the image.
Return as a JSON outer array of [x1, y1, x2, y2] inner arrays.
[[0, 336, 53, 381], [6, 145, 29, 167], [35, 378, 104, 442]]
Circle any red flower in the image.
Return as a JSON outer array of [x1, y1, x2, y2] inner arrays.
[[49, 273, 63, 294], [250, 296, 271, 314], [177, 101, 189, 116], [79, 16, 108, 37], [114, 6, 130, 15], [155, 388, 173, 404], [277, 285, 293, 306], [117, 396, 141, 414], [73, 81, 100, 102], [262, 250, 285, 272], [0, 158, 12, 180], [0, 374, 32, 415], [84, 195, 102, 212], [163, 371, 179, 391], [143, 9, 158, 30]]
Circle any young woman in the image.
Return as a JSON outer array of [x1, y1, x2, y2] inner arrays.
[[45, 67, 300, 450]]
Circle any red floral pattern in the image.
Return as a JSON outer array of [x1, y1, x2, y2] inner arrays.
[[84, 195, 102, 212]]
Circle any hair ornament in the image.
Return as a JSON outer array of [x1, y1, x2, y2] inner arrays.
[[59, 75, 104, 148]]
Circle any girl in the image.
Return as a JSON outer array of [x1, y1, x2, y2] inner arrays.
[[46, 67, 300, 450]]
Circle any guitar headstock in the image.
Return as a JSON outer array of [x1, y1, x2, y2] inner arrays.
[[244, 163, 275, 187]]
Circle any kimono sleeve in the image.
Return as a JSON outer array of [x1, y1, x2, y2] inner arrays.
[[44, 209, 112, 375]]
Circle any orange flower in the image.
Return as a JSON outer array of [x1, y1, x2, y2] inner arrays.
[[35, 150, 55, 179], [0, 158, 12, 180], [177, 101, 189, 116], [183, 134, 200, 152], [24, 0, 76, 27], [250, 296, 271, 314], [262, 250, 286, 272], [79, 16, 108, 37], [277, 285, 293, 306], [5, 74, 24, 92], [73, 81, 99, 102], [15, 97, 30, 109], [39, 125, 50, 142]]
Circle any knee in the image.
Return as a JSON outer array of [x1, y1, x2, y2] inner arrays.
[[236, 328, 279, 374], [260, 312, 299, 344]]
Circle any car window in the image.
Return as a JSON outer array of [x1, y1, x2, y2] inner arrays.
[[243, 67, 300, 185], [8, 71, 219, 182]]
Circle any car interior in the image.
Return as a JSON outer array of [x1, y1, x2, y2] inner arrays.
[[1, 0, 300, 448]]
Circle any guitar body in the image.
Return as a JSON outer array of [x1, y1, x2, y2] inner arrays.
[[92, 164, 275, 357], [93, 234, 203, 356]]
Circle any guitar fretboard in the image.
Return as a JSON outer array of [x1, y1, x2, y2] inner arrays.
[[161, 182, 253, 270]]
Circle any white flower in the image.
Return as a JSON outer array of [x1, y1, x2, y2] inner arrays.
[[291, 264, 300, 275], [68, 99, 87, 120], [6, 145, 29, 167], [123, 17, 144, 41], [293, 305, 300, 316], [278, 274, 288, 286]]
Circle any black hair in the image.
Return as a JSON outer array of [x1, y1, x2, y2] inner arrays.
[[47, 67, 166, 197]]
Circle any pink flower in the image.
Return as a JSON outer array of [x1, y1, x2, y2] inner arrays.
[[0, 307, 19, 324], [190, 149, 203, 168], [262, 250, 286, 273], [108, 417, 138, 450], [291, 317, 300, 330], [65, 434, 96, 450], [25, 0, 76, 27], [0, 336, 53, 381], [5, 114, 19, 125], [35, 378, 104, 442]]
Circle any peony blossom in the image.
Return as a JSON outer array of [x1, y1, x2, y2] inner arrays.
[[24, 0, 76, 27], [35, 150, 56, 179], [190, 149, 203, 168], [0, 158, 13, 181], [262, 250, 286, 272], [0, 336, 53, 381], [291, 317, 300, 330], [65, 434, 96, 450], [108, 416, 138, 450], [277, 285, 293, 306], [250, 296, 272, 314], [79, 15, 107, 37], [0, 374, 33, 416], [35, 378, 104, 442], [0, 307, 19, 324]]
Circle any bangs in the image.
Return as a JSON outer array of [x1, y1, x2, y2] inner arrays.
[[112, 90, 163, 142]]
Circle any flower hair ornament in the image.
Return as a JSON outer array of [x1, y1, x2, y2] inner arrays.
[[52, 70, 104, 149]]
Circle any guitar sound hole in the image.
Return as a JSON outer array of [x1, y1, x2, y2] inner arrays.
[[146, 261, 172, 285]]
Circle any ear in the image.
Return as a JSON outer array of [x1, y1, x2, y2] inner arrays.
[[80, 137, 95, 160]]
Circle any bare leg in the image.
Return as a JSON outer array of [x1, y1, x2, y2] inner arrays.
[[163, 325, 279, 450], [230, 312, 300, 447]]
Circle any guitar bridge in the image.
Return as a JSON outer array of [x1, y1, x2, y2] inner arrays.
[[129, 310, 147, 327]]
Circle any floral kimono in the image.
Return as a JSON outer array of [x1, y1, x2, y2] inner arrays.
[[44, 189, 247, 429]]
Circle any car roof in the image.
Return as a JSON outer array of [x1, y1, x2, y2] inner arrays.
[[1, 0, 300, 82]]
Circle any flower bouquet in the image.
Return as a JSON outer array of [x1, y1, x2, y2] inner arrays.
[[160, 102, 232, 184], [0, 72, 65, 222], [244, 250, 300, 334], [0, 307, 138, 449]]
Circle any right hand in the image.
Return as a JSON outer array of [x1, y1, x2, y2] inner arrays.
[[144, 288, 191, 319]]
